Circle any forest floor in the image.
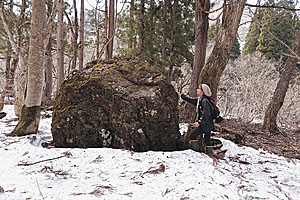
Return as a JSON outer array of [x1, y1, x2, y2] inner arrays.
[[218, 119, 300, 160]]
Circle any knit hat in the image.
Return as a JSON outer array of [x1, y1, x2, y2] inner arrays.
[[201, 84, 212, 97]]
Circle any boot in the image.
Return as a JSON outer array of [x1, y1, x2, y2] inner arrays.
[[205, 146, 215, 156], [189, 140, 200, 152], [0, 112, 6, 119]]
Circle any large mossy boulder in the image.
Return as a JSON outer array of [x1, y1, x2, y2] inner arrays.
[[51, 56, 181, 151]]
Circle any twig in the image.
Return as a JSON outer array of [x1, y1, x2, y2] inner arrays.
[[17, 152, 72, 166], [36, 179, 45, 200]]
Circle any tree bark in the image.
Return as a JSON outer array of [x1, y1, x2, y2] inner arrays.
[[185, 0, 210, 121], [95, 0, 100, 59], [129, 0, 135, 49], [167, 0, 179, 83], [107, 0, 114, 59], [72, 0, 79, 69], [199, 0, 246, 101], [0, 0, 27, 117], [57, 0, 64, 90], [11, 0, 47, 136], [263, 31, 300, 132], [138, 0, 145, 52], [42, 0, 54, 106], [79, 0, 84, 70], [42, 37, 53, 106], [104, 0, 108, 60]]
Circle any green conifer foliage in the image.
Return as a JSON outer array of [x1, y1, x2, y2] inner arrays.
[[242, 8, 264, 54], [256, 0, 296, 62], [230, 37, 241, 60], [117, 0, 195, 77]]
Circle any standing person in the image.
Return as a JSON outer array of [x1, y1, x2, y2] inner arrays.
[[177, 83, 215, 155]]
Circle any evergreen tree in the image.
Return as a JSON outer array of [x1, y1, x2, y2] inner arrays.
[[242, 8, 264, 54], [116, 0, 195, 77], [230, 37, 241, 60], [256, 0, 296, 61]]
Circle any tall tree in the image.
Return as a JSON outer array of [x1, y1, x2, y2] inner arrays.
[[128, 0, 135, 49], [0, 0, 28, 117], [185, 0, 210, 120], [256, 1, 296, 62], [79, 0, 84, 69], [104, 0, 108, 59], [43, 37, 53, 106], [57, 0, 64, 90], [263, 30, 300, 132], [242, 6, 263, 54], [107, 0, 114, 59], [199, 0, 247, 101], [95, 0, 101, 59], [42, 0, 55, 106], [0, 0, 23, 111], [138, 0, 145, 52], [167, 0, 179, 83], [11, 0, 47, 136], [72, 0, 79, 68]]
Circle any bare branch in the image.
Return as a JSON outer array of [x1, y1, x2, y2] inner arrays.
[[116, 0, 127, 16], [281, 52, 299, 59], [208, 10, 223, 21], [197, 1, 227, 14], [245, 3, 300, 12], [0, 2, 18, 54], [64, 10, 75, 35], [45, 0, 58, 47], [17, 152, 72, 166]]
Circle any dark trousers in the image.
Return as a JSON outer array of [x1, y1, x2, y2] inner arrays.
[[189, 126, 212, 146]]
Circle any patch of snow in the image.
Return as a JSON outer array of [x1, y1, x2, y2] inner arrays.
[[0, 105, 299, 200]]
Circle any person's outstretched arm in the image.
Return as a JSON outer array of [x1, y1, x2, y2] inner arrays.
[[174, 88, 197, 105], [180, 94, 198, 106]]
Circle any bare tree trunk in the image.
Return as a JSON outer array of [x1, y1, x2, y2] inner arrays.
[[95, 0, 100, 59], [184, 0, 210, 121], [42, 37, 53, 106], [161, 0, 167, 74], [0, 0, 27, 117], [129, 0, 135, 49], [107, 0, 114, 59], [167, 0, 179, 83], [11, 0, 47, 136], [72, 0, 79, 69], [0, 56, 15, 111], [14, 57, 27, 117], [138, 0, 145, 52], [57, 0, 64, 90], [199, 0, 246, 101], [263, 31, 300, 132], [104, 0, 109, 60], [79, 0, 84, 70], [42, 0, 54, 106], [0, 44, 16, 111]]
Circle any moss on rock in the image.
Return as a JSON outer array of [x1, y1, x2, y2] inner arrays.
[[51, 56, 181, 151]]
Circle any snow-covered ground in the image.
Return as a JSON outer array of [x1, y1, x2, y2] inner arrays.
[[0, 105, 299, 200]]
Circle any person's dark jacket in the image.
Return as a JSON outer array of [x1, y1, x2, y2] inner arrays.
[[181, 94, 214, 133]]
